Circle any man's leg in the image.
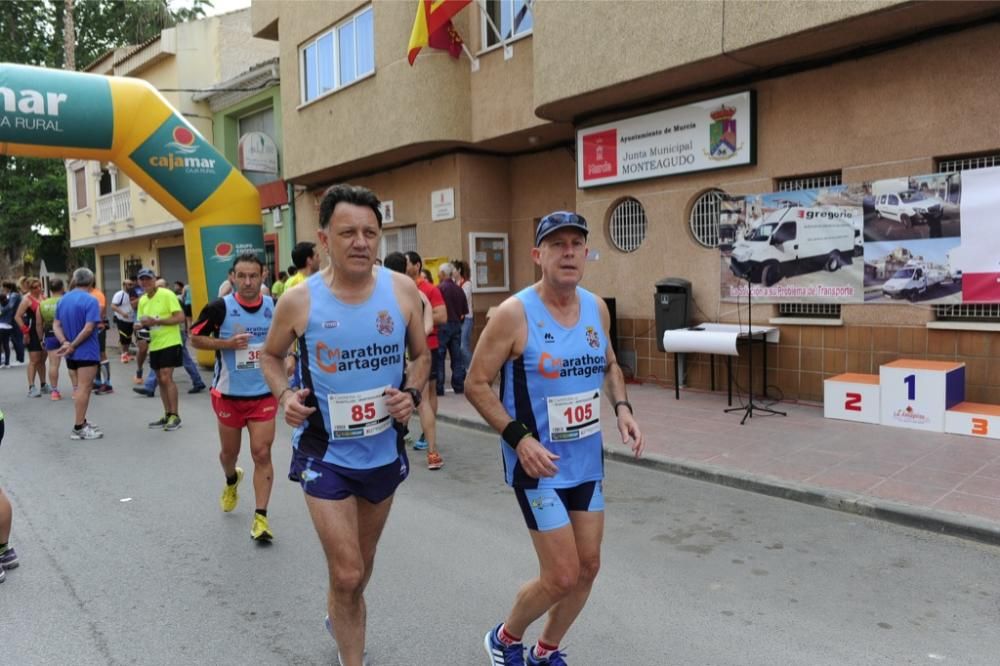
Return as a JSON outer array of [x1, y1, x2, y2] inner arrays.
[[181, 344, 205, 388], [217, 421, 242, 481], [536, 511, 604, 647], [304, 493, 395, 666], [157, 366, 178, 415], [247, 418, 276, 511], [134, 339, 148, 383], [417, 380, 436, 453], [74, 365, 98, 426], [0, 487, 11, 544], [433, 344, 446, 396], [47, 352, 61, 391], [447, 323, 465, 393]]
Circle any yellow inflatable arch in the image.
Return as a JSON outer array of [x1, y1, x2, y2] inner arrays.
[[0, 63, 263, 361]]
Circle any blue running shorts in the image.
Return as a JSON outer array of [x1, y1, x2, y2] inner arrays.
[[514, 481, 605, 532], [289, 449, 409, 504]]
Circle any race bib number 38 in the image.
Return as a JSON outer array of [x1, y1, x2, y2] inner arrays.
[[547, 389, 601, 441], [235, 343, 263, 370], [328, 386, 391, 440]]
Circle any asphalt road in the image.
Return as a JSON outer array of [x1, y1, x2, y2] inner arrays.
[[2, 361, 999, 665]]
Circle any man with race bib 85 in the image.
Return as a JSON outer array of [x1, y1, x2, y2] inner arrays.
[[190, 252, 279, 542], [261, 184, 430, 666], [466, 211, 644, 666]]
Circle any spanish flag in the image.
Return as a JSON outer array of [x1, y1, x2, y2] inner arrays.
[[408, 0, 471, 65]]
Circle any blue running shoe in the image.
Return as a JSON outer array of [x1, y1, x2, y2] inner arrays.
[[485, 623, 524, 666], [0, 546, 18, 570], [412, 438, 428, 451], [527, 646, 567, 666]]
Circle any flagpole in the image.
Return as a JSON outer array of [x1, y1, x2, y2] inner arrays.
[[461, 42, 480, 71], [473, 0, 513, 59]]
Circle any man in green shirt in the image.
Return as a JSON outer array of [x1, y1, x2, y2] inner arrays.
[[270, 270, 287, 301], [135, 268, 185, 431]]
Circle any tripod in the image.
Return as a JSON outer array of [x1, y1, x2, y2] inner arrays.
[[724, 273, 785, 425]]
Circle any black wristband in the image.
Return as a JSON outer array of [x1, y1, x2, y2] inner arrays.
[[613, 400, 633, 417], [502, 420, 532, 448]]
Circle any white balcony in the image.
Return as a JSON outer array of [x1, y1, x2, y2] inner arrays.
[[95, 189, 133, 227]]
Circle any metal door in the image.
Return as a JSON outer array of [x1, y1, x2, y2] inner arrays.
[[101, 254, 121, 320], [158, 246, 188, 286]]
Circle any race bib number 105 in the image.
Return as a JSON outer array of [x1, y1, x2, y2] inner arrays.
[[328, 386, 391, 440], [546, 389, 601, 441]]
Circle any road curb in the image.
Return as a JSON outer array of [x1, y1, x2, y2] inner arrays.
[[437, 413, 1000, 547]]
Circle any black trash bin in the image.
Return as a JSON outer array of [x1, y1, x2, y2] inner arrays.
[[654, 278, 692, 352]]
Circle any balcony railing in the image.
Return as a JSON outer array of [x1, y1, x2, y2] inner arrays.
[[95, 189, 132, 227]]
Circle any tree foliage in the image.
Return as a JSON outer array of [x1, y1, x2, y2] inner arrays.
[[0, 0, 212, 273]]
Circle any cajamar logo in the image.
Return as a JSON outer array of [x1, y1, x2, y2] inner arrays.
[[168, 126, 198, 154]]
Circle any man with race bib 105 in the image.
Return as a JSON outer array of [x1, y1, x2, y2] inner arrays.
[[191, 252, 279, 542], [466, 211, 644, 666]]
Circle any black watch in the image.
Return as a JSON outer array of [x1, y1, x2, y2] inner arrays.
[[403, 387, 422, 408]]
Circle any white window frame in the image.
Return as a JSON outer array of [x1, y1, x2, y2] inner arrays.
[[468, 232, 510, 293], [380, 225, 416, 259], [298, 5, 375, 107], [71, 164, 89, 212], [479, 0, 533, 53]]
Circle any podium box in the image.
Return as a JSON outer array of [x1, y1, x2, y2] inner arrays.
[[824, 373, 880, 424], [879, 359, 965, 432], [945, 402, 1000, 440]]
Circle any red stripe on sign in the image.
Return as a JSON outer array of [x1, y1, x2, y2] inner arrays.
[[961, 272, 1000, 303]]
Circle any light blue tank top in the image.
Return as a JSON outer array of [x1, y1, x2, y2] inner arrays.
[[212, 293, 273, 398], [500, 286, 607, 488], [292, 269, 407, 469]]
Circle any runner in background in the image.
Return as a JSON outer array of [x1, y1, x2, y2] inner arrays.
[[40, 279, 66, 401]]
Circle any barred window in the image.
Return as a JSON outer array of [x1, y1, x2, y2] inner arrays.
[[380, 225, 417, 257], [776, 172, 842, 192], [933, 152, 1000, 322], [689, 189, 723, 248], [936, 152, 1000, 174], [934, 303, 1000, 323], [777, 303, 842, 319], [608, 198, 647, 253]]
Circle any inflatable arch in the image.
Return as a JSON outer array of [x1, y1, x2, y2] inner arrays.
[[0, 63, 263, 362]]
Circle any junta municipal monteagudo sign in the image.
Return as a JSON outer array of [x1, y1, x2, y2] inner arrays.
[[238, 131, 279, 174], [576, 91, 755, 189]]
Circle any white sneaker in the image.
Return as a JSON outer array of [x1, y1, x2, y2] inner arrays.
[[28, 386, 41, 398], [70, 424, 103, 440]]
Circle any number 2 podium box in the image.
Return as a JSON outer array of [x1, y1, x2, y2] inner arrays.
[[880, 360, 965, 432], [824, 373, 880, 424]]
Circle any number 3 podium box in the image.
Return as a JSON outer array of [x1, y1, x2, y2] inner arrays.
[[879, 360, 965, 432]]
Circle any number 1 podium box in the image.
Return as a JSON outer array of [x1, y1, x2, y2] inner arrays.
[[879, 360, 965, 432], [824, 373, 880, 424]]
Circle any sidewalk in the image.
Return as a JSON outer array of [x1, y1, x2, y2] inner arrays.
[[435, 383, 1000, 545]]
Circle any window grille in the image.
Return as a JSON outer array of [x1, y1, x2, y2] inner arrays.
[[933, 152, 1000, 322], [777, 303, 842, 318], [608, 198, 647, 253], [936, 153, 1000, 174], [380, 226, 417, 258], [934, 303, 1000, 322], [776, 172, 842, 192], [689, 189, 723, 248]]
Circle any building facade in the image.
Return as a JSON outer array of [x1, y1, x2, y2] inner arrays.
[[253, 0, 1000, 404], [66, 8, 278, 303]]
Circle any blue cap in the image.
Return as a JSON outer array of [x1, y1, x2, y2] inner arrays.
[[136, 268, 156, 280], [535, 211, 588, 246]]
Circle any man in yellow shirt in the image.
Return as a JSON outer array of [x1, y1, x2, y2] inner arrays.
[[284, 241, 318, 290], [135, 268, 185, 431]]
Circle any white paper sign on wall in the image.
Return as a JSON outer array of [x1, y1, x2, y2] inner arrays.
[[431, 188, 455, 221]]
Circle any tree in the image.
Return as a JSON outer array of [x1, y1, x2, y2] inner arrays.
[[0, 0, 213, 274]]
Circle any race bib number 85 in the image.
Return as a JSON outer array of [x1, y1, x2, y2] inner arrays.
[[547, 389, 601, 441], [328, 386, 391, 440]]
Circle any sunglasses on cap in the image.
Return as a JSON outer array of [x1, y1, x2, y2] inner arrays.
[[535, 212, 589, 246]]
